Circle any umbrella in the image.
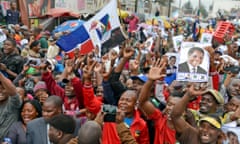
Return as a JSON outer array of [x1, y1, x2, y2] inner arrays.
[[53, 19, 85, 33], [45, 8, 80, 18]]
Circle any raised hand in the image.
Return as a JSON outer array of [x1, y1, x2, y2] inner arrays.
[[83, 61, 97, 82], [129, 60, 139, 71], [123, 47, 135, 59], [204, 46, 215, 55], [65, 59, 74, 74], [185, 82, 208, 98], [148, 58, 167, 81], [110, 50, 118, 62], [101, 53, 109, 63], [94, 63, 103, 73]]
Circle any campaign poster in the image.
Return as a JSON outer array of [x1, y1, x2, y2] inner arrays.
[[55, 0, 85, 12], [0, 1, 10, 16], [145, 37, 154, 51], [27, 0, 55, 17], [172, 35, 184, 52], [222, 125, 240, 144], [200, 33, 213, 44], [177, 42, 210, 82], [165, 52, 179, 85]]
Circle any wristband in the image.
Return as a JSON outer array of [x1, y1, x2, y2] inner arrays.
[[225, 41, 232, 45]]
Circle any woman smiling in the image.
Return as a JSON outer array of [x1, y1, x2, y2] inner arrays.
[[7, 100, 42, 144]]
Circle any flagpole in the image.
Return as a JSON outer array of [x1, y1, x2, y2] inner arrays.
[[117, 0, 123, 24]]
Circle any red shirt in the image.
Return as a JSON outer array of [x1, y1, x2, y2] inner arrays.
[[42, 72, 84, 110], [102, 110, 149, 144], [148, 109, 176, 144]]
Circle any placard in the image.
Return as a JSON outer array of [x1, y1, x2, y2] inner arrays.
[[177, 42, 209, 82], [173, 35, 184, 52]]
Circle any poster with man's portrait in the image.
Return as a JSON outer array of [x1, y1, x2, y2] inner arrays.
[[177, 42, 210, 82], [164, 53, 179, 85], [173, 35, 184, 52], [222, 126, 240, 144], [200, 33, 213, 44], [27, 0, 55, 17]]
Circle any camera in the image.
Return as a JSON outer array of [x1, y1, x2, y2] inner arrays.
[[102, 104, 117, 122], [223, 66, 240, 74], [102, 104, 117, 115]]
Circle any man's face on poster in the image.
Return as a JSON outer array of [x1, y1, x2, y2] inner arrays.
[[188, 50, 204, 67]]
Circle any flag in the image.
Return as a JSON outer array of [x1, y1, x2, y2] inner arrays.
[[56, 24, 95, 54], [56, 0, 125, 55]]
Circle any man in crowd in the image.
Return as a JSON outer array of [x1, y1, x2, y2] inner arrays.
[[178, 47, 207, 74], [171, 84, 224, 144], [26, 96, 63, 144], [0, 39, 24, 81], [5, 2, 20, 25], [48, 114, 76, 144], [0, 71, 21, 142]]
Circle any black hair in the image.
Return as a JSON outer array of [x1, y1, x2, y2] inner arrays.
[[227, 131, 238, 137], [169, 56, 176, 60], [45, 95, 63, 109], [48, 114, 76, 134], [188, 47, 204, 56], [30, 40, 40, 49], [229, 96, 240, 101], [19, 99, 42, 122], [4, 38, 17, 47]]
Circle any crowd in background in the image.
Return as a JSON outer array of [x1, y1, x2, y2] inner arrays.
[[0, 1, 240, 144]]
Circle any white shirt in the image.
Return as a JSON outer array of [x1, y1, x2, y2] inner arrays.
[[47, 124, 51, 144], [187, 63, 197, 73]]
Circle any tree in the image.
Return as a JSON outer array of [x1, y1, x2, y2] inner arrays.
[[182, 0, 193, 14], [153, 0, 174, 6], [199, 4, 208, 18]]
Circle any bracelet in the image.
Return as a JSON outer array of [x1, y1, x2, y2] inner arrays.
[[225, 41, 232, 45]]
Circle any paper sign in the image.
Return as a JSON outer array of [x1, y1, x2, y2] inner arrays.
[[200, 33, 213, 44], [222, 125, 240, 144], [145, 37, 154, 51], [173, 35, 184, 52], [177, 42, 210, 82]]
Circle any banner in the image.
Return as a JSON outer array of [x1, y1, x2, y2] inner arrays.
[[0, 1, 10, 16], [200, 33, 213, 44], [56, 0, 126, 55], [172, 35, 184, 52], [177, 42, 210, 82], [55, 0, 85, 12], [222, 124, 240, 144], [26, 0, 55, 17]]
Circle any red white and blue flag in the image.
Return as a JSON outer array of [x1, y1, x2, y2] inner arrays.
[[56, 0, 125, 55]]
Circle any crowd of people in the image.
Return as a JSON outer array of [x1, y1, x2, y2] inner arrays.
[[0, 1, 240, 144]]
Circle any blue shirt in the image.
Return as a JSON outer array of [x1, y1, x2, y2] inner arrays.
[[6, 9, 20, 25]]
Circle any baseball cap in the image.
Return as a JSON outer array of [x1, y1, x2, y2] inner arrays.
[[203, 89, 224, 105], [199, 115, 222, 129], [131, 74, 148, 83]]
